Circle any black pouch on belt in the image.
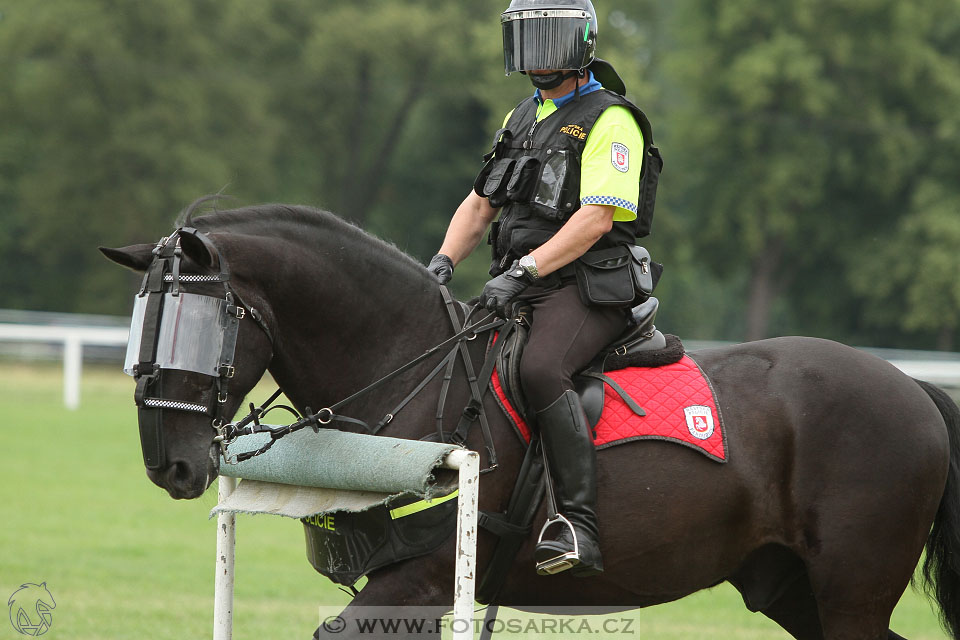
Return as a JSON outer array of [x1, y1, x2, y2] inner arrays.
[[626, 245, 663, 303], [574, 246, 635, 306]]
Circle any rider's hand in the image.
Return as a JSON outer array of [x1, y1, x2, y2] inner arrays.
[[480, 261, 533, 318], [427, 254, 454, 284]]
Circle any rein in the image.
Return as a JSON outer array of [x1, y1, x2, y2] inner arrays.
[[219, 287, 515, 470]]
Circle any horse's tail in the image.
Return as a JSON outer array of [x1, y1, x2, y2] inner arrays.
[[916, 378, 960, 639]]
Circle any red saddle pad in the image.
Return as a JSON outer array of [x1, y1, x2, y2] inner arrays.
[[492, 355, 727, 463]]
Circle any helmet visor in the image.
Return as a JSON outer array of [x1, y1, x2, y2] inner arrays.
[[502, 10, 591, 74]]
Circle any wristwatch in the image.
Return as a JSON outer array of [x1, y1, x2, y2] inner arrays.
[[518, 254, 540, 280]]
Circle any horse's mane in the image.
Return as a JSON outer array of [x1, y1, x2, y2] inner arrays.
[[175, 196, 433, 281]]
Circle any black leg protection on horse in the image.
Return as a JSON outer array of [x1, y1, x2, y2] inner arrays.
[[534, 389, 604, 577]]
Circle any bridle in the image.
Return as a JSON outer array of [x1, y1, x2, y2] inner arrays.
[[126, 227, 515, 475], [126, 227, 273, 470]]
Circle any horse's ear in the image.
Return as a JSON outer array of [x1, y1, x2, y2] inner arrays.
[[178, 231, 219, 271], [99, 244, 155, 272]]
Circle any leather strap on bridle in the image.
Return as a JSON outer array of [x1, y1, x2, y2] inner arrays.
[[450, 313, 520, 451], [442, 287, 501, 471], [130, 228, 274, 470]]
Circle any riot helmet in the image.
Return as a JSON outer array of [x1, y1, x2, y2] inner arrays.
[[501, 0, 598, 75]]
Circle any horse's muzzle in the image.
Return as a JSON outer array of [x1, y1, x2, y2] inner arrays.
[[147, 457, 215, 500]]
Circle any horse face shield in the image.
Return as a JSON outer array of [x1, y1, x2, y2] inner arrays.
[[124, 293, 232, 378], [124, 230, 251, 472]]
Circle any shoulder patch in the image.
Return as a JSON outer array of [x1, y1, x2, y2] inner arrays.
[[611, 142, 629, 173]]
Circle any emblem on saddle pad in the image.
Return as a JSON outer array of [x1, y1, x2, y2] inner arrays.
[[684, 405, 714, 440]]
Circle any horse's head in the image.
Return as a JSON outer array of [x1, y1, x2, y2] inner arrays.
[[101, 228, 274, 499]]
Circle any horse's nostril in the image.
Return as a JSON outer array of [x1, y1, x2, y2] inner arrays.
[[172, 461, 192, 485], [164, 461, 194, 491]]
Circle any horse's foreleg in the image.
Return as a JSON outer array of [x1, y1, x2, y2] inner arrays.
[[313, 554, 456, 639]]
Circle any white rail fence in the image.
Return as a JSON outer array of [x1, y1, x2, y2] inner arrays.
[[2, 316, 960, 410], [0, 322, 128, 409]]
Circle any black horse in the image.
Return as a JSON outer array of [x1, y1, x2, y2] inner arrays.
[[102, 202, 960, 640]]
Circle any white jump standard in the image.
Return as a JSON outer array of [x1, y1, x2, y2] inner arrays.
[[210, 429, 481, 640]]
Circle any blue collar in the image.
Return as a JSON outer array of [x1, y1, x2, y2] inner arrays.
[[534, 71, 602, 108]]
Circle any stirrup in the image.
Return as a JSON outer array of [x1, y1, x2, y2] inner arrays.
[[535, 513, 580, 575]]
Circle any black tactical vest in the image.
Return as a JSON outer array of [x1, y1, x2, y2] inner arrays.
[[474, 89, 661, 275]]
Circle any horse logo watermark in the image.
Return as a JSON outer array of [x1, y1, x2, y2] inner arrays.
[[8, 583, 56, 636]]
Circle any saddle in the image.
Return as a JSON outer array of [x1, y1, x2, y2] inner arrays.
[[495, 296, 685, 429]]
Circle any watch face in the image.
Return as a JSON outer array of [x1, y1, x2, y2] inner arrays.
[[519, 256, 538, 278]]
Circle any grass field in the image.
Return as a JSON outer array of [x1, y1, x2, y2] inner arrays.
[[0, 362, 950, 639]]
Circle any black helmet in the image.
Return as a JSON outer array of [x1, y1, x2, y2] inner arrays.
[[501, 0, 598, 75]]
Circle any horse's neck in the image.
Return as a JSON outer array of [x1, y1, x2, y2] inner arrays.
[[265, 243, 453, 418]]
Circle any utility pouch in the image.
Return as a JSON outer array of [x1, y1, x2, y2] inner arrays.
[[483, 127, 511, 162], [477, 158, 516, 209], [487, 220, 500, 247], [508, 228, 554, 257], [574, 246, 635, 306], [635, 146, 662, 238], [474, 128, 516, 207], [506, 156, 540, 202], [626, 245, 663, 302]]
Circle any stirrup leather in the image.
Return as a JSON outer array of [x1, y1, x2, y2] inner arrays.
[[535, 513, 580, 575]]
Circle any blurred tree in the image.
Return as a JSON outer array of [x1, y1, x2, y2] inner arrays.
[[0, 0, 283, 313], [850, 181, 960, 350], [1, 0, 957, 352], [668, 0, 960, 343], [0, 0, 503, 313]]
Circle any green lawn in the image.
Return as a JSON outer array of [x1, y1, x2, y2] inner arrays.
[[0, 363, 949, 639]]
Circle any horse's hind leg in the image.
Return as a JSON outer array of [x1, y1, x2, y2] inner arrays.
[[755, 572, 824, 640], [730, 544, 823, 640], [804, 551, 916, 640], [752, 573, 907, 640]]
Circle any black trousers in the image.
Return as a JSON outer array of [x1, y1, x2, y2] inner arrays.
[[518, 282, 628, 413]]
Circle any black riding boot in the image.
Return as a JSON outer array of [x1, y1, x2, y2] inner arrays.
[[534, 390, 603, 577]]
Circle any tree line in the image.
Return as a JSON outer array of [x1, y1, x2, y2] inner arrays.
[[2, 0, 958, 349]]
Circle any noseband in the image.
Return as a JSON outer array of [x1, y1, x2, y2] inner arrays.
[[125, 228, 272, 470]]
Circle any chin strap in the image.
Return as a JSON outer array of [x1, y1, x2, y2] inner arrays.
[[528, 69, 580, 91]]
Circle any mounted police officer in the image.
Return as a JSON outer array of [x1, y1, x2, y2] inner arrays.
[[428, 0, 660, 577]]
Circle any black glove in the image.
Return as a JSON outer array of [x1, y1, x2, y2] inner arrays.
[[480, 260, 533, 318], [427, 254, 454, 284]]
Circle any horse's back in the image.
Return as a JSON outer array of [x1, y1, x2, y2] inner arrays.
[[692, 336, 949, 465], [586, 336, 949, 606], [694, 338, 949, 595]]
